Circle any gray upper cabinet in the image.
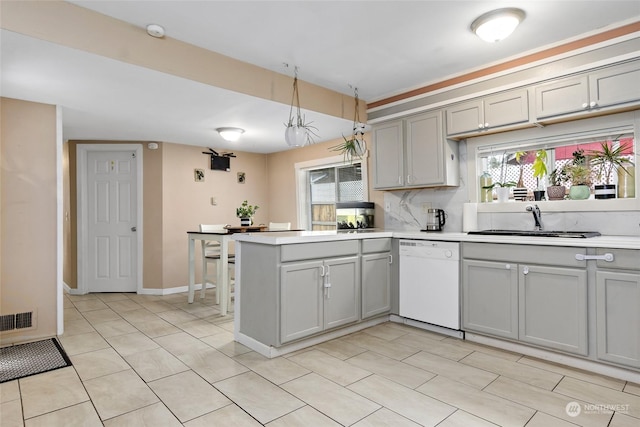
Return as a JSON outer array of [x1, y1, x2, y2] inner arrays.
[[372, 119, 404, 189], [446, 89, 529, 137], [535, 60, 640, 120], [535, 75, 588, 119], [373, 111, 459, 190], [518, 265, 588, 356]]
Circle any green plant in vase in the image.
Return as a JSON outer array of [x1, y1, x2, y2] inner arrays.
[[236, 200, 259, 225], [588, 140, 635, 199], [482, 151, 516, 202], [531, 149, 548, 201], [546, 167, 567, 200], [330, 87, 366, 163]]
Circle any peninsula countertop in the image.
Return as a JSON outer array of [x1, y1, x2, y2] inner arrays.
[[232, 229, 640, 249]]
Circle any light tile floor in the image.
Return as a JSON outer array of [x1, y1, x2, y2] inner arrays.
[[1, 291, 639, 426]]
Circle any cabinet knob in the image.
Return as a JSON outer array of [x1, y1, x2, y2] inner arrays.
[[523, 266, 529, 275], [484, 123, 489, 128], [505, 264, 511, 270], [590, 101, 597, 108], [582, 102, 589, 109], [478, 123, 484, 129]]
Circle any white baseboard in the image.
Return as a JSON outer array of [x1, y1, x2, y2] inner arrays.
[[63, 283, 214, 296]]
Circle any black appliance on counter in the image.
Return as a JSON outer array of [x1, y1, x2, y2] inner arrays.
[[336, 202, 375, 229]]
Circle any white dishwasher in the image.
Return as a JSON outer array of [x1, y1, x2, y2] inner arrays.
[[399, 240, 460, 330]]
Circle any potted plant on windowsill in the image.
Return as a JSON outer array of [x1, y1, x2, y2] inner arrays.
[[564, 148, 592, 200], [588, 140, 635, 199], [482, 151, 516, 202], [236, 200, 259, 226], [532, 149, 548, 201], [512, 151, 528, 201], [547, 167, 567, 200]]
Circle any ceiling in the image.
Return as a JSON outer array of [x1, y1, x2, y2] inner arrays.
[[2, 1, 639, 153]]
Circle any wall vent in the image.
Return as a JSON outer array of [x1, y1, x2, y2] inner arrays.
[[0, 311, 35, 332]]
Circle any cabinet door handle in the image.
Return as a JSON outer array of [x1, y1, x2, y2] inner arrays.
[[398, 176, 402, 185], [523, 266, 529, 275], [388, 254, 393, 264], [575, 253, 614, 262], [320, 265, 326, 277], [324, 281, 331, 298]]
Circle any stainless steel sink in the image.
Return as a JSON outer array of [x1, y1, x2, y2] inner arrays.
[[468, 230, 601, 238]]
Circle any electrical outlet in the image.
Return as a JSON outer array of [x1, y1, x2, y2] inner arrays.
[[211, 197, 217, 206], [422, 202, 432, 213]]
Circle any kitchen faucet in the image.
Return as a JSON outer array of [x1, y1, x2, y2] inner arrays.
[[526, 204, 544, 231]]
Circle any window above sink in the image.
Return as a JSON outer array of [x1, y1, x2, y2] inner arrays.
[[467, 110, 639, 213]]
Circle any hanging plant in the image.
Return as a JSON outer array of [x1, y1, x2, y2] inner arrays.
[[330, 87, 367, 163], [284, 67, 318, 147]]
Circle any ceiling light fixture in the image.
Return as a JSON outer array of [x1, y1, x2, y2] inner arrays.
[[471, 8, 525, 43], [216, 127, 245, 142], [146, 24, 165, 38]]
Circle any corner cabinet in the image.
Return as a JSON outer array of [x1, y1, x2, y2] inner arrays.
[[372, 111, 459, 190], [535, 60, 640, 121], [446, 89, 529, 137], [462, 243, 589, 356], [595, 248, 640, 368]]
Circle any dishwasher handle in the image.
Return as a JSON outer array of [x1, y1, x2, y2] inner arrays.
[[575, 253, 614, 262]]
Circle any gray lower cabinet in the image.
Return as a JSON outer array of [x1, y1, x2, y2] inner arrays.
[[595, 248, 640, 368], [518, 265, 588, 355], [462, 259, 518, 339], [280, 255, 359, 344], [361, 252, 392, 319], [462, 243, 589, 356]]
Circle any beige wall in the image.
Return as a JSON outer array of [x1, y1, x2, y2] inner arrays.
[[266, 133, 385, 229], [160, 143, 269, 288], [1, 98, 57, 344]]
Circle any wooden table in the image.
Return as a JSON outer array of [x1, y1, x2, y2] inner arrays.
[[225, 225, 268, 233]]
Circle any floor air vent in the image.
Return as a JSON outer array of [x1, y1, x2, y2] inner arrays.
[[0, 312, 34, 332]]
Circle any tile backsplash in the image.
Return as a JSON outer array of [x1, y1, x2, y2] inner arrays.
[[383, 141, 640, 236]]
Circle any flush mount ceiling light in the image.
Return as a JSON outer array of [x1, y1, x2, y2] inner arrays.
[[146, 24, 165, 38], [216, 127, 245, 142], [471, 8, 525, 43]]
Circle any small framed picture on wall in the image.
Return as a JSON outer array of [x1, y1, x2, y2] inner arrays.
[[237, 172, 246, 184], [194, 168, 205, 182]]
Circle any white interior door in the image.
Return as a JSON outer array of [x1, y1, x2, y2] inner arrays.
[[85, 150, 138, 292]]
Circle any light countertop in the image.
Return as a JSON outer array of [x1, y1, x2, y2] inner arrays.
[[232, 229, 640, 249]]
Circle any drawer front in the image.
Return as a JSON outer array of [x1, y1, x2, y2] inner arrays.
[[281, 240, 359, 262], [462, 242, 586, 268], [596, 248, 640, 271], [362, 238, 392, 254]]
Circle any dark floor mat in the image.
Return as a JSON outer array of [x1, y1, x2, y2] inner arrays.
[[0, 338, 72, 383]]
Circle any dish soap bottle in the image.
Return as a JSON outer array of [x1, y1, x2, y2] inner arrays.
[[480, 171, 492, 203]]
